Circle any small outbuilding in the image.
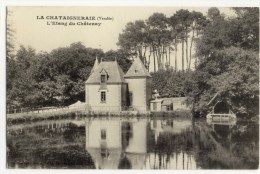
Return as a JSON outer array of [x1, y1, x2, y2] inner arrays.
[[150, 97, 190, 112], [161, 98, 173, 111], [150, 99, 164, 111], [206, 92, 236, 120], [207, 93, 234, 114]]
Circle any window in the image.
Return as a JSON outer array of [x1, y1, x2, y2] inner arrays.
[[101, 129, 106, 140], [101, 91, 106, 102], [129, 92, 133, 106], [153, 103, 157, 110], [101, 75, 106, 83]]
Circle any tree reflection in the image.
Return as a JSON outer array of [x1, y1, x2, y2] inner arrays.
[[118, 156, 132, 169], [7, 121, 95, 169], [194, 120, 259, 169]]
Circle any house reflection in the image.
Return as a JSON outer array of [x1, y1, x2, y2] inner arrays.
[[85, 119, 122, 169], [85, 118, 197, 169], [85, 119, 149, 169], [120, 120, 149, 169]]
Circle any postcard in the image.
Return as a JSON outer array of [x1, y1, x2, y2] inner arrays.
[[2, 2, 259, 172]]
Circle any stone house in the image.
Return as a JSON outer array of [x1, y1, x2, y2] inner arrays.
[[85, 58, 151, 111]]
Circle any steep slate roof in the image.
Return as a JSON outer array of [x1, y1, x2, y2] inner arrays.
[[86, 61, 126, 84], [124, 58, 151, 78], [90, 57, 99, 73]]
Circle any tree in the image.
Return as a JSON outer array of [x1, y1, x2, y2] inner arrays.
[[196, 11, 230, 64], [147, 13, 172, 71], [103, 49, 132, 73], [6, 9, 15, 60], [46, 42, 104, 104], [188, 11, 207, 69], [7, 46, 37, 107], [190, 7, 259, 117], [229, 7, 259, 51], [6, 9, 17, 107], [171, 10, 192, 71], [168, 15, 181, 71], [207, 7, 222, 21], [117, 20, 149, 64]]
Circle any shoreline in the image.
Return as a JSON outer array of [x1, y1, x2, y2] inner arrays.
[[7, 109, 191, 125]]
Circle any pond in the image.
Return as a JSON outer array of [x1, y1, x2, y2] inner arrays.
[[6, 116, 259, 169]]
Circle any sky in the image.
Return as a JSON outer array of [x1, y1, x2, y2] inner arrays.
[[8, 6, 235, 71]]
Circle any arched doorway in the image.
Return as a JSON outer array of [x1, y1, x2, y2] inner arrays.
[[213, 101, 230, 114]]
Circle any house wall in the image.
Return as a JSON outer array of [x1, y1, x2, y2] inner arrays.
[[146, 78, 152, 110], [150, 102, 162, 111], [125, 78, 147, 111], [161, 104, 173, 111], [85, 84, 123, 111], [162, 106, 167, 111], [173, 100, 189, 110], [85, 120, 121, 149], [121, 83, 127, 110], [125, 120, 147, 153]]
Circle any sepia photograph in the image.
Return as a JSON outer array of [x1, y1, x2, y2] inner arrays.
[[4, 5, 259, 170]]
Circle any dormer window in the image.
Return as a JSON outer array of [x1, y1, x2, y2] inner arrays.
[[100, 69, 108, 83], [101, 74, 106, 83]]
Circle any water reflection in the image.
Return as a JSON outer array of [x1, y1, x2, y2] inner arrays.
[[7, 117, 259, 169], [84, 118, 196, 169]]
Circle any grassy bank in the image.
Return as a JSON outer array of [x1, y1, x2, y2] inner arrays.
[[7, 109, 192, 125]]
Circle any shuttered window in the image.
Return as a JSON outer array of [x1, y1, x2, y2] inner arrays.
[[101, 91, 106, 102]]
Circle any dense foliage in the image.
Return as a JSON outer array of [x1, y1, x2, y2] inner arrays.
[[186, 7, 259, 117], [7, 42, 131, 108]]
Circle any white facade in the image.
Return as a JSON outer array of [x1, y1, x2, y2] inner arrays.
[[126, 78, 147, 111], [85, 84, 125, 111], [85, 120, 121, 149], [125, 121, 147, 153], [150, 99, 163, 111]]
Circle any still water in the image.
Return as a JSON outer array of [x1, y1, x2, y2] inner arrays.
[[7, 117, 259, 169]]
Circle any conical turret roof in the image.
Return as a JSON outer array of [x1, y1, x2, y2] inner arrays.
[[90, 57, 99, 74], [124, 58, 151, 78]]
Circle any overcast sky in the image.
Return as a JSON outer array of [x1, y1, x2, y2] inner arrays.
[[8, 6, 235, 70]]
